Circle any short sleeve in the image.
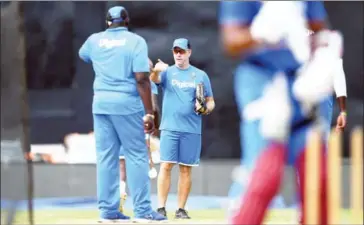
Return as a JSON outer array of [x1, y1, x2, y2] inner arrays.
[[219, 1, 257, 26], [133, 38, 150, 73], [202, 73, 213, 98], [306, 1, 327, 22], [79, 35, 93, 63]]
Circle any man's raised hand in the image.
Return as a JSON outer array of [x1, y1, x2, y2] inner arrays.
[[153, 59, 169, 72]]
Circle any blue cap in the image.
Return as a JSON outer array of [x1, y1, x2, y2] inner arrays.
[[172, 38, 190, 50], [107, 6, 126, 23]]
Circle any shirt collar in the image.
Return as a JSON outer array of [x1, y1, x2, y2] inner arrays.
[[106, 27, 128, 32]]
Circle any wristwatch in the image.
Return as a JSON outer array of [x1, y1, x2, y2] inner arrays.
[[340, 111, 347, 116], [143, 114, 155, 121]]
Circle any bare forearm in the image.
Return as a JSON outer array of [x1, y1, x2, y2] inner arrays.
[[336, 96, 346, 112], [136, 76, 154, 115], [152, 94, 160, 129]]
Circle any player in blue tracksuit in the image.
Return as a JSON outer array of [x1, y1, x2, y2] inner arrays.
[[150, 38, 215, 219], [219, 1, 333, 224], [118, 59, 160, 213], [78, 6, 166, 222]]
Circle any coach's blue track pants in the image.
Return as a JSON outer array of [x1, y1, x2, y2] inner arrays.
[[93, 112, 153, 218]]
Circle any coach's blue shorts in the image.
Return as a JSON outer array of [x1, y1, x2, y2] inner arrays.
[[160, 130, 201, 166], [234, 62, 312, 168]]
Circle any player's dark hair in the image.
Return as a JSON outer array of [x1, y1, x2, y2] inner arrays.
[[187, 41, 191, 49], [106, 7, 130, 28]]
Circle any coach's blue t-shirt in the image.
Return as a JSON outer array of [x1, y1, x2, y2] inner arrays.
[[78, 27, 150, 115], [219, 1, 327, 73], [158, 65, 213, 134]]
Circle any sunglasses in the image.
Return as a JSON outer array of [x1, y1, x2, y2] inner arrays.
[[173, 48, 186, 55]]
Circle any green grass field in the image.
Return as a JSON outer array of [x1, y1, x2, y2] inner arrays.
[[2, 208, 362, 224]]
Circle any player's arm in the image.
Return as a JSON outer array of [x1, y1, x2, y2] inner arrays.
[[334, 58, 347, 123], [79, 35, 93, 63], [336, 96, 346, 113], [151, 82, 161, 134], [150, 59, 168, 84], [149, 59, 160, 112], [307, 1, 347, 115], [151, 84, 160, 112], [333, 58, 347, 131], [152, 93, 160, 128], [133, 39, 154, 117], [148, 59, 161, 131], [150, 70, 161, 83], [309, 1, 346, 111], [219, 1, 259, 57], [135, 74, 153, 115]]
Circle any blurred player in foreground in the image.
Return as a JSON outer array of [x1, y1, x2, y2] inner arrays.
[[78, 5, 166, 222], [290, 30, 348, 218], [293, 30, 348, 218], [219, 1, 343, 224], [118, 58, 160, 213], [150, 38, 215, 219]]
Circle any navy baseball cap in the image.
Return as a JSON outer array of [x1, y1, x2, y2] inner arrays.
[[172, 38, 191, 50], [107, 6, 128, 23]]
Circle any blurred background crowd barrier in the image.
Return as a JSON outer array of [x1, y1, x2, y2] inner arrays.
[[1, 1, 363, 222]]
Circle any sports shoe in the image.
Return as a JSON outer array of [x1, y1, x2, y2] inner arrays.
[[157, 207, 167, 218], [98, 212, 130, 223], [133, 210, 167, 223], [174, 208, 191, 219], [119, 193, 128, 213]]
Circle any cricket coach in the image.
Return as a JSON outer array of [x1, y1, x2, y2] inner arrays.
[[150, 38, 215, 219]]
